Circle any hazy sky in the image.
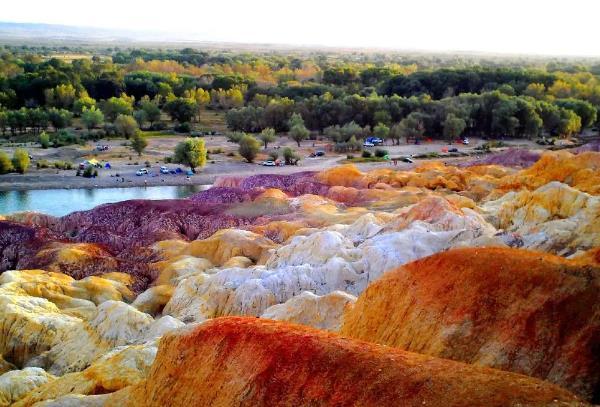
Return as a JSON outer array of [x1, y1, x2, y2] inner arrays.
[[3, 0, 599, 56]]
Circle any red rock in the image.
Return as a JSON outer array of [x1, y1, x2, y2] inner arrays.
[[341, 247, 600, 401], [106, 317, 582, 407]]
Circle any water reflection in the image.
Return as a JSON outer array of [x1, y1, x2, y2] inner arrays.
[[0, 184, 210, 217]]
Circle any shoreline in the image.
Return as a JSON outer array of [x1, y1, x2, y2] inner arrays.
[[0, 174, 220, 192]]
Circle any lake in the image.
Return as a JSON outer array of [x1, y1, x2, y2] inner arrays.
[[0, 185, 211, 217]]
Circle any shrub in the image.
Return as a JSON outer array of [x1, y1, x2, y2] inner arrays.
[[268, 151, 279, 160], [114, 114, 139, 139], [0, 151, 13, 174], [53, 161, 73, 170], [39, 132, 50, 149], [227, 132, 245, 143], [82, 166, 94, 178], [374, 149, 388, 158], [150, 122, 167, 131], [238, 134, 261, 163], [210, 148, 224, 154], [346, 154, 354, 160], [362, 150, 372, 158], [283, 147, 300, 165], [36, 160, 50, 169], [12, 148, 30, 173], [164, 156, 173, 164], [174, 122, 192, 133]]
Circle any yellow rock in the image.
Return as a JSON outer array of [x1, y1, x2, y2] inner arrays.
[[0, 269, 134, 308], [132, 285, 174, 316], [0, 291, 81, 367], [0, 367, 55, 407], [151, 255, 214, 286], [44, 301, 153, 375], [180, 229, 277, 266], [14, 341, 157, 406], [222, 256, 254, 268]]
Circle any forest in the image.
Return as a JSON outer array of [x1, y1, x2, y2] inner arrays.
[[1, 44, 599, 147]]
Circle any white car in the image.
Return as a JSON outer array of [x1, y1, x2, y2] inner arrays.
[[261, 160, 276, 166], [462, 138, 470, 145], [363, 142, 375, 147], [136, 168, 148, 176], [160, 166, 169, 174]]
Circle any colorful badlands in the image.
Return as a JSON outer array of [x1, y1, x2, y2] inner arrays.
[[0, 150, 598, 406]]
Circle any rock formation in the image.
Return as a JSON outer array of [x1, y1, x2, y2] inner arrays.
[[341, 247, 600, 400], [104, 317, 583, 407]]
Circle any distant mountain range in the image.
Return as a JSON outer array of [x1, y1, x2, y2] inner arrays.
[[0, 21, 188, 43]]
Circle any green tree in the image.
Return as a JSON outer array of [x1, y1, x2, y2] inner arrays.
[[238, 134, 261, 163], [340, 121, 364, 142], [555, 98, 597, 129], [164, 98, 197, 123], [373, 123, 390, 143], [73, 95, 96, 116], [39, 131, 50, 148], [130, 131, 148, 156], [44, 84, 77, 109], [524, 83, 546, 100], [258, 127, 276, 149], [102, 96, 134, 122], [393, 112, 425, 144], [114, 114, 139, 139], [47, 108, 73, 132], [12, 148, 30, 174], [443, 114, 466, 143], [557, 108, 582, 138], [287, 112, 304, 130], [174, 138, 207, 171], [140, 98, 162, 127], [0, 151, 13, 174], [133, 110, 148, 129], [288, 113, 309, 147], [0, 111, 7, 137], [81, 106, 104, 132]]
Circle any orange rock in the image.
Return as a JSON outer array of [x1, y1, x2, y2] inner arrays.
[[315, 164, 365, 187], [105, 317, 582, 407], [497, 151, 600, 196], [341, 247, 600, 400]]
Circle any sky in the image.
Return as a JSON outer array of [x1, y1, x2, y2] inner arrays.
[[2, 0, 600, 56]]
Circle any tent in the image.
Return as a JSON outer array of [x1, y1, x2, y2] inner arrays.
[[104, 163, 111, 169]]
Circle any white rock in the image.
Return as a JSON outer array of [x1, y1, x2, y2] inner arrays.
[[261, 291, 356, 332]]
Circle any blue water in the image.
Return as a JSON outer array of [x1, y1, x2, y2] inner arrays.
[[0, 185, 210, 217]]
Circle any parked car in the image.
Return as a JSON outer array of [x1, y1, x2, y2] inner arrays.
[[363, 141, 375, 147], [186, 170, 194, 176], [448, 147, 459, 153], [160, 166, 169, 174], [366, 137, 383, 145], [136, 168, 148, 176], [400, 157, 414, 163], [461, 138, 470, 145], [262, 160, 276, 166], [315, 150, 325, 157]]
